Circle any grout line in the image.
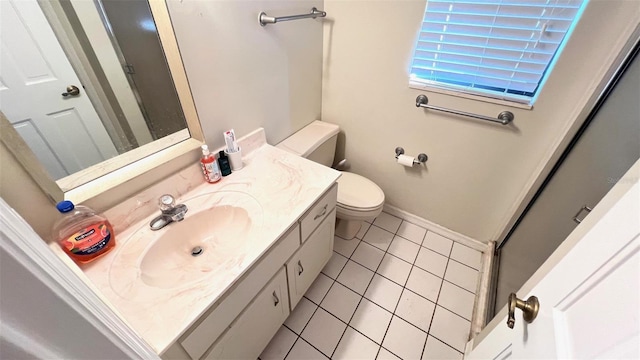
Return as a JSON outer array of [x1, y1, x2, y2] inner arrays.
[[373, 224, 426, 358], [379, 345, 405, 360], [290, 336, 330, 360], [344, 324, 378, 346], [289, 214, 475, 360], [372, 214, 402, 234], [321, 251, 349, 280], [282, 323, 298, 335], [315, 307, 349, 358], [388, 281, 473, 325], [282, 218, 362, 359], [396, 219, 428, 246], [410, 259, 477, 297], [298, 299, 353, 358], [296, 273, 340, 357], [435, 303, 473, 323], [392, 293, 433, 335], [347, 243, 384, 272], [297, 223, 373, 359], [411, 261, 447, 279], [281, 325, 299, 360], [441, 277, 477, 296], [284, 277, 334, 359], [448, 256, 482, 272], [338, 221, 396, 358], [427, 333, 465, 356], [281, 332, 297, 359], [329, 224, 376, 358], [420, 238, 456, 359]]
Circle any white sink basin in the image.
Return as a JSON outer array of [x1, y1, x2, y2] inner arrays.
[[108, 191, 263, 296]]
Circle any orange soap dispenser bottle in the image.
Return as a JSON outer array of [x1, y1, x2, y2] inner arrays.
[[53, 201, 116, 264], [200, 144, 222, 183]]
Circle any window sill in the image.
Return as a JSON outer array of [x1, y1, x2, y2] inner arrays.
[[409, 81, 534, 110]]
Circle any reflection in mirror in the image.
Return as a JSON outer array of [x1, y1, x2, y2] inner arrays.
[[0, 0, 189, 183]]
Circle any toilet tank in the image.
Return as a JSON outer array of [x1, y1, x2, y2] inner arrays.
[[276, 121, 340, 167]]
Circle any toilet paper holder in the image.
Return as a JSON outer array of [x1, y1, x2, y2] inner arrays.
[[395, 147, 428, 165]]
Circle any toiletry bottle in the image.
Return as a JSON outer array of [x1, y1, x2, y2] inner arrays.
[[218, 150, 232, 176], [201, 145, 222, 183], [52, 201, 116, 264]]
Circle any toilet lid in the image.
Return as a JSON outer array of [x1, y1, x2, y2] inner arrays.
[[337, 172, 385, 210]]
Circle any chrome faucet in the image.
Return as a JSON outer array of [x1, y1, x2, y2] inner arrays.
[[149, 194, 188, 231]]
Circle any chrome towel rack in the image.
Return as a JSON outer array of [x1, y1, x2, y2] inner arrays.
[[415, 94, 514, 125], [259, 7, 326, 26]]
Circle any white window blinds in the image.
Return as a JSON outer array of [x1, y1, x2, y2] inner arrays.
[[409, 0, 587, 104]]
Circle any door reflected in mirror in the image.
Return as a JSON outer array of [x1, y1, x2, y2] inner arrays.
[[0, 0, 189, 182]]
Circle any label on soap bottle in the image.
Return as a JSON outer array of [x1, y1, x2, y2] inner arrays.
[[60, 222, 112, 256], [202, 161, 221, 182]]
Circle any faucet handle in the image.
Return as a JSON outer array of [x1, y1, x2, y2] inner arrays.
[[159, 194, 176, 211]]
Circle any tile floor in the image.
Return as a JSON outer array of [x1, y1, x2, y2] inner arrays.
[[260, 212, 482, 360]]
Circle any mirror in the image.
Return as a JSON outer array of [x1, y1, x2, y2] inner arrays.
[[0, 0, 202, 197]]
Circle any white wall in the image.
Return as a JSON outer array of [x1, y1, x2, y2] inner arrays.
[[166, 0, 324, 148], [321, 0, 639, 242]]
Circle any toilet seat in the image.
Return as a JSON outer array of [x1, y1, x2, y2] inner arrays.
[[336, 172, 385, 212]]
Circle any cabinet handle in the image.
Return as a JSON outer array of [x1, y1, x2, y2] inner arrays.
[[573, 205, 593, 224], [298, 260, 304, 275], [272, 291, 279, 306], [314, 204, 328, 220]]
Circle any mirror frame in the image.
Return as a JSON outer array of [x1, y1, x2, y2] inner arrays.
[[1, 0, 204, 204]]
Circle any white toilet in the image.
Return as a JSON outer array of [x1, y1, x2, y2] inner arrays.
[[277, 121, 385, 239]]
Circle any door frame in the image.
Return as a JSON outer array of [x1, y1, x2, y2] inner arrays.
[[0, 198, 159, 359]]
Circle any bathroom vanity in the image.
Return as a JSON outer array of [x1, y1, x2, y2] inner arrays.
[[71, 129, 340, 359]]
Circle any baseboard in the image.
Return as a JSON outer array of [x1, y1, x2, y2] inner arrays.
[[382, 204, 489, 252]]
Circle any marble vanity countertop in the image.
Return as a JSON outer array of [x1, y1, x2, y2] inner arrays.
[[79, 129, 340, 354]]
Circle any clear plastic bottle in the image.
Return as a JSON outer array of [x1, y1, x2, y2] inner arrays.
[[52, 201, 116, 264]]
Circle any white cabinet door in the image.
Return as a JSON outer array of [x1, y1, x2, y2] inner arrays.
[[204, 267, 290, 360], [287, 209, 335, 309], [179, 225, 299, 360], [467, 178, 640, 360]]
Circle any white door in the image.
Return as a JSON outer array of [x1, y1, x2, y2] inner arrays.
[[467, 170, 640, 359], [0, 0, 118, 180]]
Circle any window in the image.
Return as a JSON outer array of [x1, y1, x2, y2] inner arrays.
[[409, 0, 588, 105]]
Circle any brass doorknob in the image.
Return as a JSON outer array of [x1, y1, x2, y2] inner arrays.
[[507, 293, 539, 329], [61, 85, 80, 97]]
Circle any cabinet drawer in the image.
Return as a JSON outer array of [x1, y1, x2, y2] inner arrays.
[[300, 184, 337, 242], [180, 224, 300, 360], [204, 267, 289, 360], [287, 209, 335, 309]]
